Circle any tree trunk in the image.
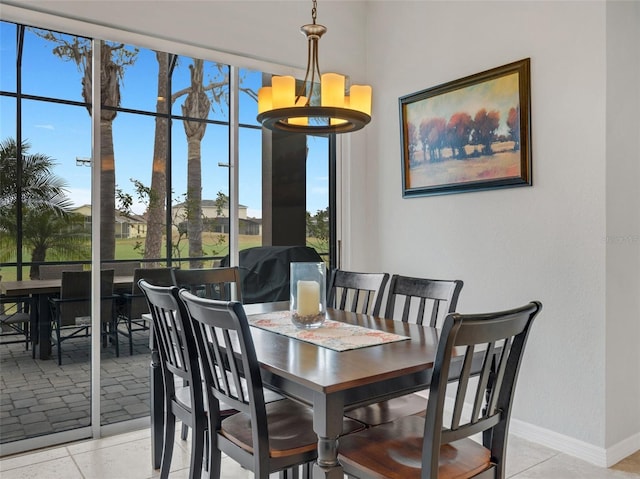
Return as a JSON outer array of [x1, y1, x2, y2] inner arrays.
[[182, 59, 210, 269], [100, 119, 116, 260], [144, 52, 169, 266]]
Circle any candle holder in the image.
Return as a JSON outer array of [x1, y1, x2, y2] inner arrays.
[[290, 262, 326, 329]]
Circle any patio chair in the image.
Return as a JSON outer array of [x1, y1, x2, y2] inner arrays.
[[117, 267, 174, 355], [37, 263, 83, 280], [49, 269, 118, 365], [102, 261, 141, 277], [0, 295, 32, 350], [345, 275, 464, 426], [338, 301, 542, 479], [172, 267, 242, 302]]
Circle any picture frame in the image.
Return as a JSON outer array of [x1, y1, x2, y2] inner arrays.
[[399, 58, 531, 198]]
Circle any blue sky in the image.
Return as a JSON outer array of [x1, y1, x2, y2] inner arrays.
[[0, 21, 329, 218]]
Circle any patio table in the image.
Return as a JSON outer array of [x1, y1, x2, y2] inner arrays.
[[0, 276, 133, 359]]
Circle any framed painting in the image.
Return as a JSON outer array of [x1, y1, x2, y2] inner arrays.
[[399, 58, 531, 197]]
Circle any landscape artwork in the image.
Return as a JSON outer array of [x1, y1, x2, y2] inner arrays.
[[399, 58, 531, 197]]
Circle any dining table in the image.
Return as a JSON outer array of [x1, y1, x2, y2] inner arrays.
[[0, 275, 134, 359], [148, 301, 482, 479]]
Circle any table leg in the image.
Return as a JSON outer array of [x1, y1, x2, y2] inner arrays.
[[149, 327, 164, 469], [34, 293, 52, 360], [312, 393, 345, 479]]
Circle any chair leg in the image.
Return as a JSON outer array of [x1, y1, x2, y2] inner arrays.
[[128, 319, 134, 356], [160, 406, 176, 479], [189, 417, 205, 479], [56, 322, 62, 366]]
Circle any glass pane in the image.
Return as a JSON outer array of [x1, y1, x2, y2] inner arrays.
[[22, 27, 89, 103], [171, 119, 230, 268], [119, 46, 163, 114], [239, 68, 261, 126], [171, 56, 229, 123], [1, 97, 92, 446], [239, 126, 262, 249], [22, 98, 92, 270], [306, 135, 329, 263], [0, 21, 16, 93], [112, 111, 157, 261]]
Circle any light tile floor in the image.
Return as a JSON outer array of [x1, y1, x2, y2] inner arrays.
[[0, 427, 638, 479]]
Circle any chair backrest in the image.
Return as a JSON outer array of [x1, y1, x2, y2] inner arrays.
[[127, 267, 175, 319], [172, 267, 242, 302], [38, 263, 83, 280], [102, 261, 141, 276], [58, 270, 114, 326], [422, 301, 542, 478], [384, 275, 464, 327], [178, 290, 270, 463], [327, 269, 389, 316], [138, 280, 204, 414]]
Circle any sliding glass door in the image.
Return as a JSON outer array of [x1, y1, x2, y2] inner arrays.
[[0, 18, 332, 454]]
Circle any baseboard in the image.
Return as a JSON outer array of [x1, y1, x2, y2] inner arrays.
[[442, 394, 640, 468], [510, 419, 640, 468]]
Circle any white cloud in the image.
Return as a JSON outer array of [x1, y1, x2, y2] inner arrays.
[[35, 124, 55, 130]]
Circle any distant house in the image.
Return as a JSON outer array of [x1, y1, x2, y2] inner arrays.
[[171, 200, 261, 235], [70, 205, 147, 239]]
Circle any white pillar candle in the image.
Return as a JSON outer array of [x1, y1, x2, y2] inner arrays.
[[297, 280, 320, 316]]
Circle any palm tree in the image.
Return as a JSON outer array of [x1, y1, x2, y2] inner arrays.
[[0, 138, 89, 278], [34, 29, 137, 260]]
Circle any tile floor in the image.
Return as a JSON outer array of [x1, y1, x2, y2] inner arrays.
[[0, 426, 638, 479]]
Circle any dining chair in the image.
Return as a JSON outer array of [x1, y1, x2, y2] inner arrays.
[[171, 266, 244, 440], [138, 280, 206, 479], [49, 269, 118, 365], [345, 275, 464, 426], [172, 267, 242, 302], [179, 290, 364, 479], [338, 301, 542, 479], [327, 269, 389, 316], [117, 267, 174, 355], [384, 275, 464, 327]]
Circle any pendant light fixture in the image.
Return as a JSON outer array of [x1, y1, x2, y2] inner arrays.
[[257, 0, 372, 135]]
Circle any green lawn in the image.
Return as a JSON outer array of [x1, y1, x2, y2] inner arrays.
[[1, 234, 328, 281]]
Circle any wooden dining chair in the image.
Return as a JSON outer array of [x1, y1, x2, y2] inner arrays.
[[49, 269, 118, 365], [384, 275, 464, 327], [327, 269, 389, 316], [179, 290, 364, 479], [171, 266, 244, 440], [345, 275, 464, 426], [338, 301, 542, 479], [172, 267, 242, 302], [138, 280, 207, 479]]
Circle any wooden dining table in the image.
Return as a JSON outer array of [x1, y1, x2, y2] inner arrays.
[[150, 301, 452, 479], [0, 276, 134, 359]]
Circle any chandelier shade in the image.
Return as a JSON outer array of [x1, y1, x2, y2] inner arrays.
[[257, 0, 372, 135]]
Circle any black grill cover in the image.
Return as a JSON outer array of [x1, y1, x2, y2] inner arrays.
[[221, 246, 324, 304]]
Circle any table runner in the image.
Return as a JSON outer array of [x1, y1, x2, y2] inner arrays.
[[248, 310, 410, 352]]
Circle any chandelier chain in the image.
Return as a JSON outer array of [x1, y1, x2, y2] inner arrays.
[[311, 0, 317, 24]]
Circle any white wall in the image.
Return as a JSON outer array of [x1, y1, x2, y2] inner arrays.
[[605, 0, 640, 455], [3, 0, 639, 467], [359, 0, 639, 466]]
